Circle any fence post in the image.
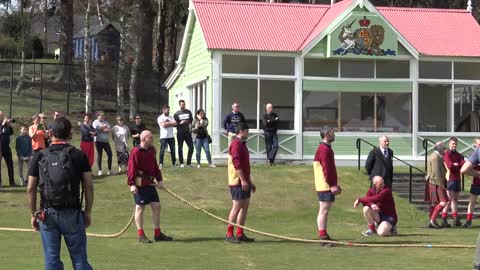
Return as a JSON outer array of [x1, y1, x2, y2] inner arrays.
[[409, 166, 413, 203], [423, 139, 428, 172], [67, 64, 71, 114], [356, 139, 361, 170], [9, 62, 13, 117], [40, 63, 43, 113], [462, 174, 465, 192]]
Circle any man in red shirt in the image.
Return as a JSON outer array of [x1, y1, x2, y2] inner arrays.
[[127, 130, 172, 243], [313, 127, 341, 247], [442, 136, 465, 227], [354, 176, 398, 237], [225, 123, 256, 244], [463, 138, 480, 228]]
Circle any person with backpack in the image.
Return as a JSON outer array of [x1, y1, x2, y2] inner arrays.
[[27, 116, 94, 270], [192, 109, 215, 168]]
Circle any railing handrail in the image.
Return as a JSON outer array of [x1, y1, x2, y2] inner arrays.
[[356, 138, 424, 174]]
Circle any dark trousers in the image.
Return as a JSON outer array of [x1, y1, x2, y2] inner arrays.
[[95, 141, 112, 171], [0, 146, 15, 185], [160, 137, 176, 165], [264, 132, 278, 163], [177, 132, 194, 165]]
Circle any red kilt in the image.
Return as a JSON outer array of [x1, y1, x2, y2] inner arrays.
[[424, 182, 448, 203]]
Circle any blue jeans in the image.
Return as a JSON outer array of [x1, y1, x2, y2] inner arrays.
[[195, 138, 212, 165], [39, 208, 92, 270], [264, 132, 278, 163]]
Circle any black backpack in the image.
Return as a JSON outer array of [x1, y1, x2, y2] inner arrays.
[[39, 146, 82, 209]]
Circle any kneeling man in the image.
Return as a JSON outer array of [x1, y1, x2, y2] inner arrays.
[[354, 176, 398, 237]]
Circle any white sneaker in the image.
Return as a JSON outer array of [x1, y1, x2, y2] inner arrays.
[[209, 164, 216, 168], [180, 164, 185, 168], [98, 170, 104, 176], [107, 170, 112, 176], [196, 164, 201, 168], [159, 164, 163, 169], [118, 167, 123, 173]]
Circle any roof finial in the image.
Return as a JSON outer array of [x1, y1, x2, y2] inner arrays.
[[467, 0, 472, 13]]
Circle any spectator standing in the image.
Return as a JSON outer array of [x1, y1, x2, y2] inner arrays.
[[174, 100, 194, 168], [442, 136, 464, 227], [80, 113, 96, 168], [157, 105, 177, 168], [223, 102, 246, 147], [130, 114, 146, 147], [424, 142, 448, 229], [0, 111, 15, 187], [27, 116, 94, 270], [29, 114, 47, 154], [192, 109, 215, 168], [15, 126, 32, 186], [45, 111, 62, 147], [112, 116, 130, 173], [365, 136, 394, 187], [128, 130, 173, 243], [263, 103, 279, 166], [92, 111, 113, 176]]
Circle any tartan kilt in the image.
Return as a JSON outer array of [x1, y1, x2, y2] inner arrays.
[[424, 182, 448, 203]]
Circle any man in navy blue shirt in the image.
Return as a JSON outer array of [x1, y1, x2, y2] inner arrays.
[[0, 111, 15, 187], [223, 102, 246, 147]]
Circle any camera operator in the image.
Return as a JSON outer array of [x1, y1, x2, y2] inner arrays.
[[0, 111, 16, 187]]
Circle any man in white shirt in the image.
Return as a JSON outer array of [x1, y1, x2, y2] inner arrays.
[[157, 105, 177, 168]]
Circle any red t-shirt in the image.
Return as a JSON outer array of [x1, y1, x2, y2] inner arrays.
[[443, 150, 464, 181], [358, 187, 398, 223], [127, 146, 162, 187]]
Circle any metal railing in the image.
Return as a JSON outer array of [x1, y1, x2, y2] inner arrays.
[[422, 138, 465, 192], [356, 138, 425, 203]]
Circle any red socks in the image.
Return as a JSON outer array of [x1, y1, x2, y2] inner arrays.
[[138, 229, 145, 237], [441, 212, 448, 219], [227, 225, 234, 237], [236, 227, 244, 237], [430, 204, 444, 221], [368, 224, 376, 232], [154, 228, 161, 237], [452, 212, 458, 219], [318, 230, 327, 237], [467, 213, 473, 221]]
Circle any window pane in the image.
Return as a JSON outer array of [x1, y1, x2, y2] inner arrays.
[[303, 92, 338, 131], [454, 62, 480, 80], [454, 85, 480, 132], [376, 60, 409, 78], [221, 79, 257, 129], [259, 56, 294, 75], [419, 84, 451, 131], [378, 93, 412, 133], [260, 80, 295, 130], [341, 93, 375, 132], [419, 61, 451, 79], [222, 55, 257, 74], [304, 58, 338, 77], [341, 60, 374, 78]]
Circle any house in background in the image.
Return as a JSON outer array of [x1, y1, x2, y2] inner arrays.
[[73, 23, 120, 63], [166, 0, 480, 162]]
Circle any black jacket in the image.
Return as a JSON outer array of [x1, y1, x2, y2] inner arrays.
[[365, 147, 394, 186]]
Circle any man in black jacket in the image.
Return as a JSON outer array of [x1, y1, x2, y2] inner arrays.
[[174, 100, 194, 168], [365, 136, 394, 187], [0, 111, 16, 187], [263, 103, 279, 166]]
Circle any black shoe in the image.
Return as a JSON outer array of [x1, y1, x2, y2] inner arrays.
[[428, 220, 441, 229], [319, 234, 335, 247], [154, 232, 173, 241], [441, 218, 451, 228], [463, 220, 472, 228], [225, 235, 240, 244], [138, 235, 152, 243], [454, 218, 463, 227], [237, 234, 255, 242]]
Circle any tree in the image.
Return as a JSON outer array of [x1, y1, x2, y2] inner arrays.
[[84, 0, 93, 113], [116, 9, 126, 118], [56, 0, 73, 82], [155, 0, 166, 78]]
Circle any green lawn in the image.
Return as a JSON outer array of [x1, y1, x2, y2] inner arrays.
[[0, 157, 479, 269]]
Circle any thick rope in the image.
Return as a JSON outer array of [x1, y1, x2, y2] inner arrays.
[[161, 187, 476, 248], [0, 211, 135, 239]]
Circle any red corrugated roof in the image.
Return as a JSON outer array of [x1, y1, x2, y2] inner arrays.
[[193, 0, 480, 57], [378, 7, 480, 57]]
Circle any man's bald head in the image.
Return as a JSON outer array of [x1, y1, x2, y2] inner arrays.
[[140, 130, 153, 147], [372, 176, 385, 190], [434, 141, 445, 154]]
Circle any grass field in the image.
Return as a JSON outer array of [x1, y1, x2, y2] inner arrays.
[[0, 154, 479, 270]]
